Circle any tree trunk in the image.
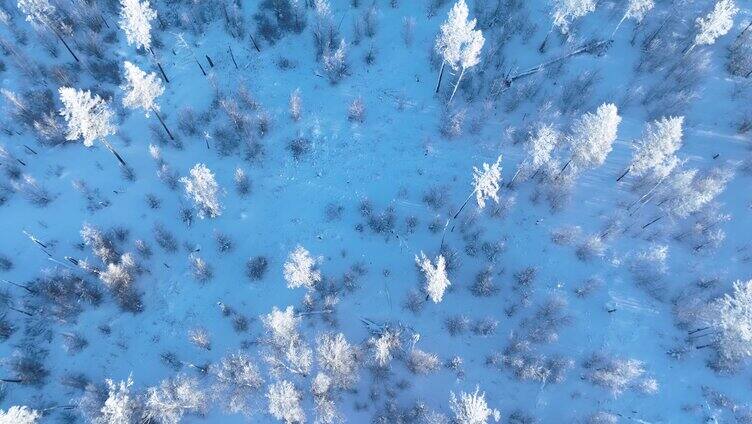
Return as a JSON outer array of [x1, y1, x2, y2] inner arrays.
[[228, 45, 238, 69], [440, 189, 477, 249], [101, 140, 127, 168], [616, 167, 630, 182], [249, 34, 261, 52], [556, 157, 573, 179], [611, 13, 628, 39], [642, 215, 662, 229], [435, 61, 445, 93], [205, 55, 214, 67], [195, 58, 207, 76], [152, 108, 174, 141], [507, 167, 522, 188], [156, 62, 169, 83], [49, 24, 80, 63], [539, 25, 554, 52], [448, 67, 465, 103]]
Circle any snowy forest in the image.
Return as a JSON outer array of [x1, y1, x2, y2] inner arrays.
[[0, 0, 752, 422]]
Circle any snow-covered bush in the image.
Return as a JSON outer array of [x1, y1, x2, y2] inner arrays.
[[180, 163, 223, 219], [289, 88, 302, 121], [283, 245, 322, 290], [348, 96, 365, 122], [583, 354, 657, 397], [407, 348, 441, 375], [322, 39, 348, 84], [415, 252, 451, 303], [449, 386, 500, 424]]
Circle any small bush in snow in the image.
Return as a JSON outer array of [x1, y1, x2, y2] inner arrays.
[[246, 256, 269, 281], [180, 163, 223, 219], [415, 252, 451, 303], [449, 386, 500, 424], [348, 96, 365, 122], [407, 349, 440, 375]]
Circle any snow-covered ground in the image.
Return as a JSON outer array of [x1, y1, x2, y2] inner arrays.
[[1, 0, 751, 422]]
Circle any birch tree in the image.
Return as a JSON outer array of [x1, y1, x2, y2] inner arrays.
[[17, 0, 79, 61], [0, 406, 41, 424], [612, 0, 654, 38], [121, 61, 173, 140], [435, 0, 484, 98], [119, 0, 156, 51], [565, 103, 621, 174], [686, 0, 738, 54], [58, 87, 125, 166], [267, 380, 305, 423], [541, 0, 596, 51], [712, 279, 752, 363], [93, 376, 141, 424], [619, 116, 683, 182], [415, 252, 450, 303], [511, 125, 559, 185], [449, 27, 484, 103]]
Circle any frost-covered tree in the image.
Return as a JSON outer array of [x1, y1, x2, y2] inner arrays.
[[415, 252, 450, 303], [660, 167, 732, 219], [121, 61, 173, 140], [566, 103, 621, 174], [119, 0, 156, 51], [94, 376, 141, 424], [316, 332, 359, 389], [472, 155, 502, 209], [144, 374, 207, 424], [435, 0, 470, 92], [17, 0, 79, 61], [283, 245, 321, 290], [711, 280, 752, 363], [541, 0, 596, 51], [686, 0, 738, 54], [58, 87, 117, 146], [267, 380, 305, 423], [369, 328, 402, 367], [620, 116, 684, 182], [449, 27, 484, 103], [612, 0, 654, 38], [435, 0, 484, 100], [180, 164, 222, 219], [262, 306, 312, 377], [0, 406, 40, 424], [449, 387, 500, 424], [512, 125, 559, 185], [210, 352, 265, 414]]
